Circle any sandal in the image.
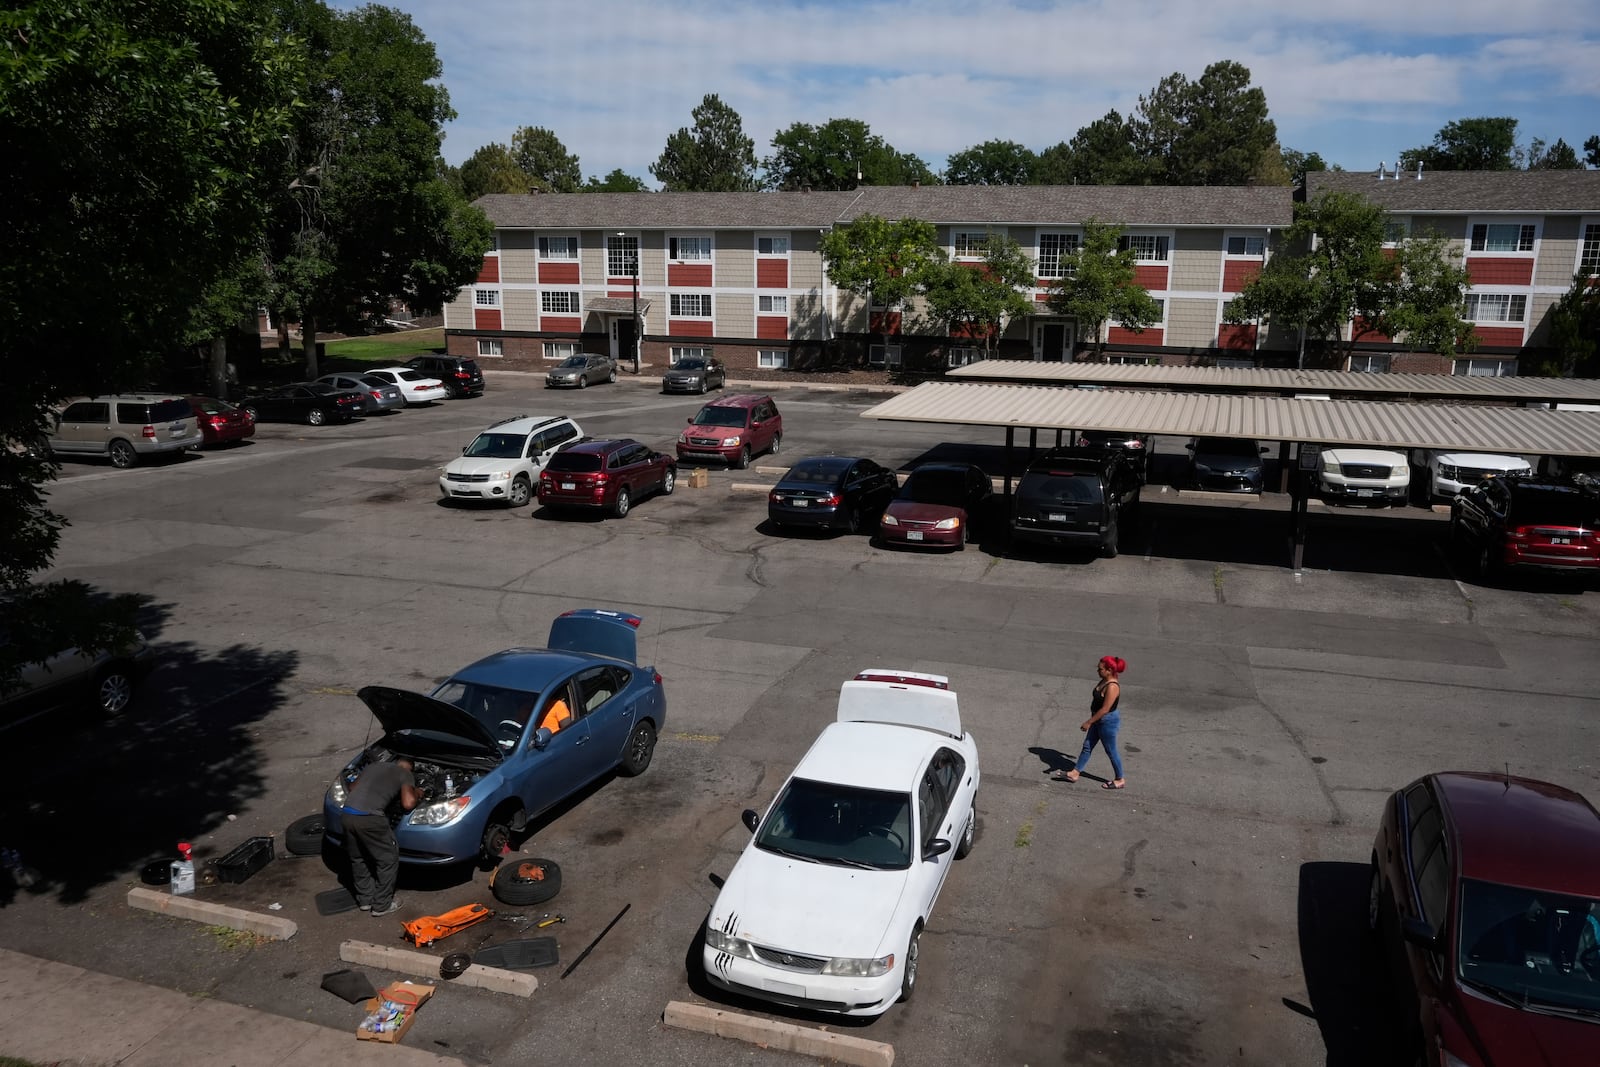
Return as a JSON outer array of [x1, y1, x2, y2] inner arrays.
[[1102, 780, 1126, 790], [1051, 770, 1079, 782]]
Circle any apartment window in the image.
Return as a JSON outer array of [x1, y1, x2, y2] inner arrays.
[[474, 288, 500, 307], [1453, 358, 1516, 377], [946, 347, 982, 368], [1225, 235, 1266, 257], [477, 338, 503, 358], [1348, 353, 1392, 373], [1118, 234, 1170, 262], [757, 349, 788, 369], [670, 293, 711, 317], [1116, 299, 1163, 326], [1463, 293, 1526, 323], [607, 234, 638, 277], [1037, 233, 1080, 279], [1469, 223, 1535, 253], [543, 341, 580, 361], [1108, 354, 1159, 366], [1580, 223, 1600, 271], [538, 236, 577, 259], [952, 231, 993, 259], [488, 233, 499, 253], [1382, 220, 1410, 245], [671, 346, 710, 362], [757, 294, 788, 314], [541, 291, 580, 314], [869, 344, 903, 368], [757, 236, 789, 256], [668, 236, 712, 262]]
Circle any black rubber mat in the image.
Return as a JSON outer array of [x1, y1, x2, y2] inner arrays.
[[321, 969, 377, 1003], [473, 937, 559, 970], [315, 887, 359, 916]]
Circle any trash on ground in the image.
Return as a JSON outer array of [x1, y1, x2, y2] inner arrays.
[[356, 980, 434, 1043]]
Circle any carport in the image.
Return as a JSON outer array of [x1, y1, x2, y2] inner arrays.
[[860, 381, 1600, 571]]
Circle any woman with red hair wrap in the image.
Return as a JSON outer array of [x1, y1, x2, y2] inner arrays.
[[1053, 655, 1127, 789]]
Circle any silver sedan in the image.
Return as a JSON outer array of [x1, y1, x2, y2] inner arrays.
[[316, 373, 405, 414], [546, 353, 618, 389]]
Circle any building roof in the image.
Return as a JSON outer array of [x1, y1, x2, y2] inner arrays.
[[583, 297, 652, 315], [1306, 169, 1600, 214], [861, 382, 1600, 457], [947, 360, 1600, 403], [475, 190, 857, 230]]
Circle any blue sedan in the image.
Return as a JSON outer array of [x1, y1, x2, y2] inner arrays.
[[322, 609, 666, 865]]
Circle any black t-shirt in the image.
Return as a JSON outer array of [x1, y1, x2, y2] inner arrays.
[[345, 761, 413, 813]]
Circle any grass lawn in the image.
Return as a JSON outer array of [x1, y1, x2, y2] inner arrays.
[[320, 327, 446, 363]]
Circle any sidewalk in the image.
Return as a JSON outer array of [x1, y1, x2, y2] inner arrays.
[[0, 948, 461, 1067]]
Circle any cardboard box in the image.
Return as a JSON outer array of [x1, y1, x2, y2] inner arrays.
[[686, 467, 709, 489], [356, 980, 435, 1044]]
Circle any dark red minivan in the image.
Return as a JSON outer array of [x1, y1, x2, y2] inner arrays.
[[1368, 772, 1600, 1066]]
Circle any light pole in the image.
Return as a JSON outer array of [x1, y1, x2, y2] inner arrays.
[[619, 232, 640, 374]]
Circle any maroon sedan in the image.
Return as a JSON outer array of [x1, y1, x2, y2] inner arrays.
[[1369, 771, 1600, 1066], [186, 396, 255, 447], [877, 462, 993, 550], [537, 438, 676, 519]]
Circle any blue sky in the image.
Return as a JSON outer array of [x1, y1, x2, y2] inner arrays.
[[341, 0, 1600, 182]]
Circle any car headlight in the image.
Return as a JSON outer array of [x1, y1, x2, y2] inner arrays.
[[933, 517, 960, 531], [488, 470, 511, 481], [821, 953, 894, 978], [408, 797, 471, 827], [704, 925, 758, 960], [327, 778, 348, 806], [678, 431, 691, 442], [881, 513, 899, 526], [1437, 463, 1457, 481], [721, 436, 742, 446]]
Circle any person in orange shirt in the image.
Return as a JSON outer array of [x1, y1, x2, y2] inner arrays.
[[537, 694, 572, 735]]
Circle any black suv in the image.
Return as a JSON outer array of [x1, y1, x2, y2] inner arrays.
[[406, 355, 484, 398], [1011, 447, 1141, 557]]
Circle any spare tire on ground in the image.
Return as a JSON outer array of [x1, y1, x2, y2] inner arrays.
[[285, 813, 327, 857], [489, 856, 562, 906]]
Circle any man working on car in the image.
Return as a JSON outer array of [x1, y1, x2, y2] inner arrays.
[[342, 757, 418, 917], [536, 693, 572, 735]]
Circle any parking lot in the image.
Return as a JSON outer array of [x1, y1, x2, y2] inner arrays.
[[4, 373, 1599, 1066]]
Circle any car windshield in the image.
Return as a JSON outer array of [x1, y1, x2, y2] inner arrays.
[[691, 406, 748, 428], [398, 370, 429, 382], [190, 398, 235, 415], [1196, 439, 1260, 459], [1082, 432, 1142, 449], [1020, 470, 1103, 503], [546, 452, 602, 472], [755, 778, 912, 870], [672, 359, 706, 370], [1457, 879, 1600, 1015], [360, 375, 392, 388], [429, 679, 541, 749], [463, 432, 526, 459], [900, 469, 969, 506], [558, 356, 588, 368], [150, 399, 193, 420]]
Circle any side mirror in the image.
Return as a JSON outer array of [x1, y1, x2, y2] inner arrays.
[[461, 447, 468, 455], [923, 838, 952, 860], [686, 416, 694, 424], [741, 809, 759, 834], [1400, 916, 1439, 951], [532, 727, 553, 750]]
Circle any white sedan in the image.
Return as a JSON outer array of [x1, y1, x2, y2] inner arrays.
[[365, 366, 449, 405], [703, 669, 979, 1017]]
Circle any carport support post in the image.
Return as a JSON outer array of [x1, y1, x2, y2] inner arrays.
[[1277, 440, 1292, 494], [1004, 426, 1015, 497], [1292, 471, 1309, 572]]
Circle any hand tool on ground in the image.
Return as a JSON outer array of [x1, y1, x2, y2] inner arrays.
[[536, 914, 566, 928], [560, 902, 629, 980]]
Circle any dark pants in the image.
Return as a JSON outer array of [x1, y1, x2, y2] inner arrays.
[[343, 812, 398, 908]]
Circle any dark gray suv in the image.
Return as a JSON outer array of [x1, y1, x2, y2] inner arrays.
[[406, 355, 484, 398], [1011, 447, 1141, 557]]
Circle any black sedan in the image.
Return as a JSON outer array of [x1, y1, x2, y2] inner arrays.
[[240, 382, 366, 425], [767, 456, 899, 534]]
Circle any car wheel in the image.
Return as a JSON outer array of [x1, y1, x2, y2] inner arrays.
[[1367, 861, 1383, 935], [769, 431, 781, 456], [661, 468, 676, 495], [698, 379, 707, 394], [619, 721, 657, 776], [1476, 543, 1496, 581], [612, 486, 631, 518], [608, 368, 618, 384], [489, 857, 562, 906], [306, 407, 326, 426], [577, 375, 588, 389], [480, 819, 514, 864], [735, 446, 750, 470], [845, 506, 861, 535], [107, 439, 138, 469], [285, 814, 326, 857], [955, 804, 976, 859], [899, 925, 922, 1002], [507, 475, 532, 508], [1101, 512, 1120, 558], [95, 664, 136, 715]]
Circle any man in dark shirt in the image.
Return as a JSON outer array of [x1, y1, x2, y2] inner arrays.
[[342, 758, 418, 916]]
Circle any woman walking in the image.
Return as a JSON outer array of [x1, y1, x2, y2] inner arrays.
[[1053, 655, 1127, 789]]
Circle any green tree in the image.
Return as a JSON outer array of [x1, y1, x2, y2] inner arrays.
[[763, 118, 934, 190], [1, 0, 302, 688], [1051, 111, 1145, 185], [944, 140, 1037, 186], [1129, 61, 1282, 185], [651, 93, 758, 192], [1030, 141, 1075, 185], [584, 168, 650, 192], [1524, 137, 1583, 170], [457, 143, 532, 199], [1586, 135, 1600, 168], [1281, 148, 1329, 187], [1045, 220, 1163, 360], [510, 126, 581, 192], [1544, 269, 1600, 377], [1401, 117, 1519, 171], [920, 235, 1037, 358], [1372, 232, 1476, 356], [820, 215, 943, 365]]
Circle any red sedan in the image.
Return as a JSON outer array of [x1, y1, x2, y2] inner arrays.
[[877, 462, 994, 550], [537, 439, 676, 519], [186, 396, 255, 447]]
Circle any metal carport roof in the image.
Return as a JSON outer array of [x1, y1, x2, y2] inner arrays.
[[861, 382, 1600, 457]]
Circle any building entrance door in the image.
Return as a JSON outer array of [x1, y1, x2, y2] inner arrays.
[[1033, 321, 1073, 362]]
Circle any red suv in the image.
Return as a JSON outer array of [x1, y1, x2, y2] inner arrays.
[[537, 439, 675, 518], [1450, 474, 1599, 582], [1369, 772, 1600, 1066], [676, 394, 782, 470]]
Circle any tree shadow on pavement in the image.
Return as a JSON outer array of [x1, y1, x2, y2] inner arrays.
[[1296, 861, 1406, 1066]]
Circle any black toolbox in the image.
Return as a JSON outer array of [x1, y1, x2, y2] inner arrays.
[[213, 835, 275, 884]]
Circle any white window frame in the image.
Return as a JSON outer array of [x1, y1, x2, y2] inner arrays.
[[757, 294, 788, 314], [869, 344, 903, 368], [477, 338, 504, 358], [1118, 233, 1171, 262], [757, 235, 790, 257], [1382, 219, 1410, 247], [668, 235, 712, 262], [951, 230, 995, 260], [607, 234, 639, 278], [538, 235, 578, 260], [541, 290, 580, 315], [1468, 221, 1537, 254], [1578, 221, 1600, 273], [946, 346, 983, 368], [543, 341, 580, 361], [1453, 358, 1516, 377], [1463, 292, 1526, 323], [1107, 354, 1159, 366], [1036, 232, 1080, 280], [1348, 353, 1392, 374], [670, 293, 712, 318], [757, 348, 788, 369], [1224, 233, 1266, 258], [1115, 298, 1164, 327], [671, 346, 711, 362], [474, 288, 501, 307]]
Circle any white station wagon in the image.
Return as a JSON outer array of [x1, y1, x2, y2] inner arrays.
[[703, 669, 979, 1017]]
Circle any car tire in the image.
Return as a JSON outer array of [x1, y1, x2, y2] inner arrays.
[[577, 376, 588, 389], [661, 468, 676, 496], [612, 486, 631, 518], [735, 446, 750, 470], [508, 475, 532, 508], [489, 857, 562, 906], [698, 379, 707, 394], [955, 804, 976, 860], [608, 368, 618, 384], [306, 407, 326, 426], [95, 663, 136, 715], [1101, 512, 1120, 558], [242, 406, 258, 421], [1476, 543, 1496, 582], [285, 814, 326, 857], [1367, 861, 1383, 936], [899, 924, 922, 1002], [618, 721, 657, 776], [107, 440, 138, 470], [769, 432, 781, 456], [845, 506, 861, 535]]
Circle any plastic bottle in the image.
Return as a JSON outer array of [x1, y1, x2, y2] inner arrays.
[[444, 773, 454, 796], [169, 841, 196, 896]]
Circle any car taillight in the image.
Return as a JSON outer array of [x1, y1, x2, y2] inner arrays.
[[768, 491, 781, 503], [412, 384, 429, 392], [822, 493, 842, 507], [370, 390, 383, 399], [653, 671, 663, 685], [141, 424, 156, 438], [453, 371, 469, 380]]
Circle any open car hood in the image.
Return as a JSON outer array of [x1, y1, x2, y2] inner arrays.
[[357, 685, 503, 761]]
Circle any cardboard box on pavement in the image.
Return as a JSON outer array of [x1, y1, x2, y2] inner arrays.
[[686, 467, 709, 489], [356, 980, 435, 1044]]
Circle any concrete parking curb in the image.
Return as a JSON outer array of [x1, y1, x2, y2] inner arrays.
[[729, 482, 771, 494], [340, 939, 538, 998], [663, 1001, 894, 1066], [126, 886, 299, 940]]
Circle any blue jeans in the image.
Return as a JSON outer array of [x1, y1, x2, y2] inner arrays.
[[1074, 710, 1123, 780]]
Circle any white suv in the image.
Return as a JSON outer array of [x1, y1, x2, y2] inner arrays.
[[1416, 450, 1532, 502], [1317, 447, 1410, 506], [439, 415, 583, 507]]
